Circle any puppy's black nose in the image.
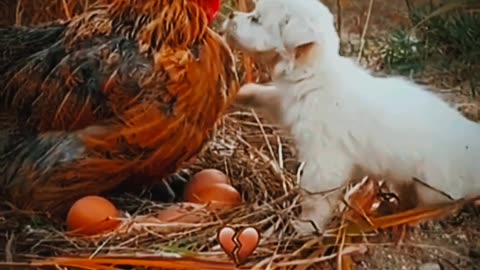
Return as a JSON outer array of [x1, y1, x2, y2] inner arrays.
[[229, 12, 235, 19]]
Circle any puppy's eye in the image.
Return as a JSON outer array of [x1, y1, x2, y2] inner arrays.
[[249, 15, 261, 24]]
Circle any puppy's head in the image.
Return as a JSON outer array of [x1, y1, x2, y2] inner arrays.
[[223, 0, 339, 68]]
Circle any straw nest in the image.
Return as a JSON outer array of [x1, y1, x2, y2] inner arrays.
[[1, 0, 480, 269]]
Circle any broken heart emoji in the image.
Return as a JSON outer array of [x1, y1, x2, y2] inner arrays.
[[217, 226, 260, 265]]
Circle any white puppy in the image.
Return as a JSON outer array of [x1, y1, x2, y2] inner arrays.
[[223, 0, 480, 234]]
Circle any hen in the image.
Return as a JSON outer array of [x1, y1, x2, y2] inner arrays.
[[0, 0, 239, 216]]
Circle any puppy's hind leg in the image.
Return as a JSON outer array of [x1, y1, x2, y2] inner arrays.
[[236, 83, 278, 106]]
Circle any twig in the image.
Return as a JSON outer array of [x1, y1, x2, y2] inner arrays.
[[357, 0, 374, 62], [5, 232, 14, 262], [404, 0, 413, 14], [61, 0, 72, 19], [15, 0, 22, 25], [412, 177, 454, 201], [335, 0, 343, 36]]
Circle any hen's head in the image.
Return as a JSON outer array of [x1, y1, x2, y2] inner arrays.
[[193, 0, 221, 24]]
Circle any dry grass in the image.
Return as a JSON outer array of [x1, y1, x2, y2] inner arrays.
[[1, 0, 480, 269]]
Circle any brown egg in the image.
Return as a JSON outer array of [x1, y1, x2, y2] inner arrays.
[[155, 203, 206, 223], [66, 196, 121, 235], [183, 169, 231, 202], [187, 183, 242, 208]]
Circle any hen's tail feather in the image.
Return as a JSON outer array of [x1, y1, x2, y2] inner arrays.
[[0, 24, 67, 75], [0, 122, 136, 215], [0, 110, 191, 215]]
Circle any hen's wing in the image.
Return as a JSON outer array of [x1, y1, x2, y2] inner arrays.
[[0, 11, 239, 215]]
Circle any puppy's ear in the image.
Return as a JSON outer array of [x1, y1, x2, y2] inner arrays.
[[279, 15, 318, 50]]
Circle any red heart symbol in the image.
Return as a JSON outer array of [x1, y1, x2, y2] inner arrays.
[[217, 226, 260, 265]]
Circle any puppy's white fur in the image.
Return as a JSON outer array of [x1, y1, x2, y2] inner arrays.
[[224, 0, 480, 234]]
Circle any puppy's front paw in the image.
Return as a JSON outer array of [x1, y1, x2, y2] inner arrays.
[[239, 83, 259, 95], [236, 83, 261, 104]]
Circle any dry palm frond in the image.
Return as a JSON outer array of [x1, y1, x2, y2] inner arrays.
[[0, 256, 237, 270], [344, 196, 480, 234]]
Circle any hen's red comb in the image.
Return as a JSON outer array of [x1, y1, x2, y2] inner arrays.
[[196, 0, 221, 23]]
